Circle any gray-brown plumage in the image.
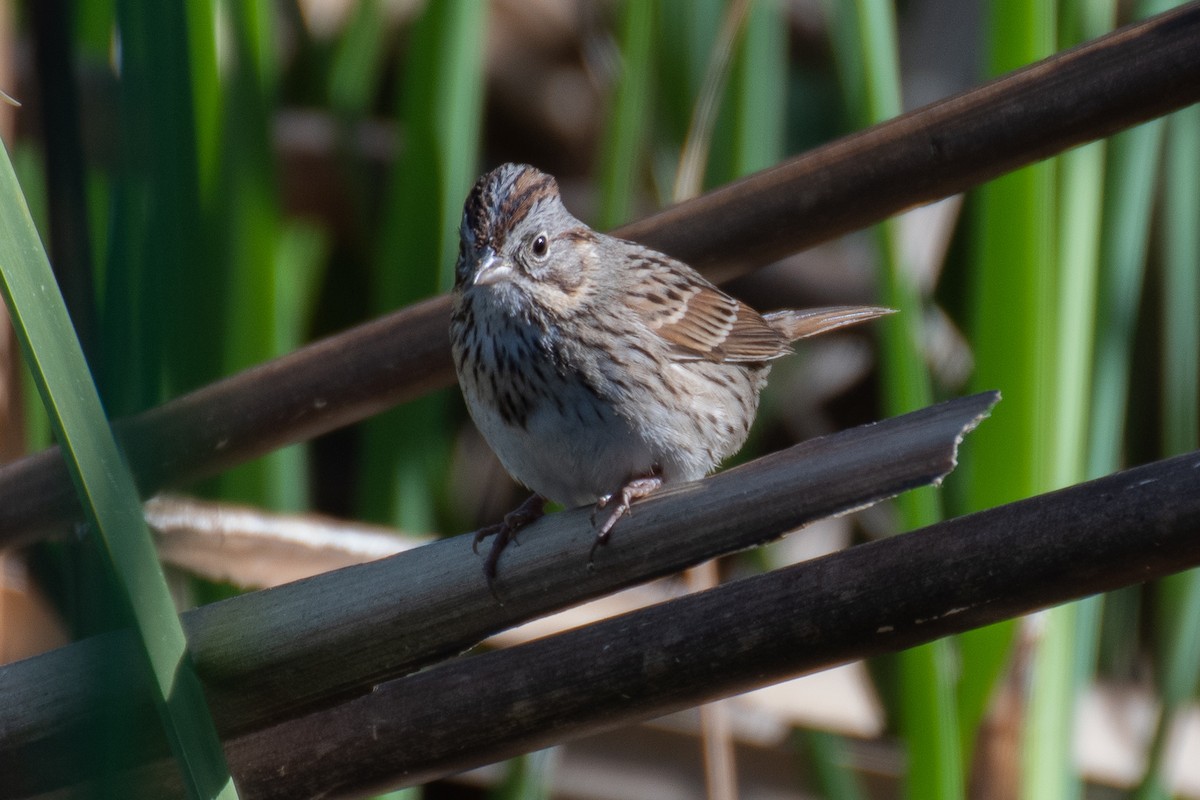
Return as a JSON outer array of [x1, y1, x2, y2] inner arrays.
[[450, 163, 891, 577]]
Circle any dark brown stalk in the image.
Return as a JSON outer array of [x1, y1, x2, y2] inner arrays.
[[0, 393, 995, 798], [43, 444, 1200, 799], [226, 448, 1200, 800]]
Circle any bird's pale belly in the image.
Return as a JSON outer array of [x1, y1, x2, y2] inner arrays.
[[464, 375, 656, 508]]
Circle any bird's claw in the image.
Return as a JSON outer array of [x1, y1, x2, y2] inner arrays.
[[471, 494, 547, 591], [589, 493, 613, 526], [587, 475, 664, 565], [472, 522, 503, 555]]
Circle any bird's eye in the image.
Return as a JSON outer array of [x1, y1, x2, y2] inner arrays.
[[530, 234, 549, 259]]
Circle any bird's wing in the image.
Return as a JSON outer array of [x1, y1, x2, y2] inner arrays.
[[625, 258, 789, 363]]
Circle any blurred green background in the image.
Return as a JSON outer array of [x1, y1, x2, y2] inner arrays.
[[0, 0, 1197, 798]]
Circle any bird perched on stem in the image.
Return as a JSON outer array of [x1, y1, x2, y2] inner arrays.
[[451, 163, 891, 580]]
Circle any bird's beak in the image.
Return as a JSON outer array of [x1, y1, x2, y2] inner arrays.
[[473, 249, 514, 286]]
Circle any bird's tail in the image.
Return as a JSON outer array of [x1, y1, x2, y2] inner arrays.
[[762, 305, 895, 342]]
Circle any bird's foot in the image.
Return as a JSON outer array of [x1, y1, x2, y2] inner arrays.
[[473, 493, 547, 591], [589, 475, 664, 564]]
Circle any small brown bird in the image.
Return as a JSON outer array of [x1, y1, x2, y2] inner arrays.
[[450, 163, 890, 577]]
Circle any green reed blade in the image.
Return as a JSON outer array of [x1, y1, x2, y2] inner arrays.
[[0, 137, 237, 799]]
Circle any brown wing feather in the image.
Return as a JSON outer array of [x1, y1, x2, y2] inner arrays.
[[623, 247, 895, 363], [627, 267, 791, 363]]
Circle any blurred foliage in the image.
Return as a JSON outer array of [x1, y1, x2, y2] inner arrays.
[[4, 0, 1198, 797]]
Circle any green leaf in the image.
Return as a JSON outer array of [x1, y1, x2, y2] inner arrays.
[[707, 0, 787, 187], [959, 2, 1057, 781], [825, 1, 959, 796], [357, 0, 489, 530], [596, 0, 655, 230], [1136, 96, 1200, 800], [799, 729, 866, 800], [0, 136, 237, 799], [328, 0, 389, 116]]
